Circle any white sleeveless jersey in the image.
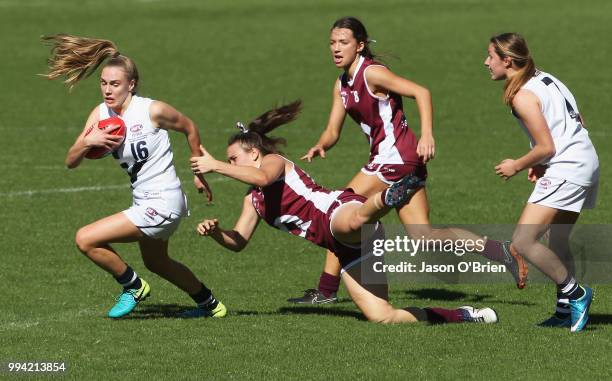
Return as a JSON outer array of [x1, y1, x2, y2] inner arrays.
[[516, 71, 599, 186], [99, 95, 181, 191]]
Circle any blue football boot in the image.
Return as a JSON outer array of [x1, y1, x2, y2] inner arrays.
[[569, 286, 593, 333], [108, 279, 151, 318]]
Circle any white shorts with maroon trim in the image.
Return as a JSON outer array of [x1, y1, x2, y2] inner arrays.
[[527, 177, 598, 213], [361, 162, 427, 185], [123, 187, 189, 241]]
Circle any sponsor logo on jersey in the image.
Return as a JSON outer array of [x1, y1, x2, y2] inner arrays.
[[539, 178, 552, 189], [131, 124, 144, 132], [143, 191, 161, 199], [365, 163, 380, 171], [146, 207, 158, 217]]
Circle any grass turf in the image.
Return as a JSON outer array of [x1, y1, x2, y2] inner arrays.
[[1, 0, 611, 379]]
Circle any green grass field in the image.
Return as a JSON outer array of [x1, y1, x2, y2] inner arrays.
[[2, 0, 611, 379]]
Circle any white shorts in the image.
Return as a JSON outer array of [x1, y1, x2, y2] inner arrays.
[[527, 177, 598, 213], [123, 188, 189, 241]]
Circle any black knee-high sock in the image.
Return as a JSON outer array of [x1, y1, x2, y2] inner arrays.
[[557, 275, 585, 301], [554, 293, 571, 319], [115, 266, 142, 290], [190, 283, 218, 309]]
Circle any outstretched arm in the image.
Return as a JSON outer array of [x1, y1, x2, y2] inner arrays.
[[191, 147, 286, 188], [301, 79, 347, 162], [365, 66, 435, 162], [197, 194, 261, 252], [150, 101, 212, 200]]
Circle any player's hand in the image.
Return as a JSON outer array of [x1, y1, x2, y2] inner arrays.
[[197, 218, 219, 236], [83, 123, 123, 150], [300, 145, 326, 162], [417, 134, 435, 163], [527, 164, 546, 183], [495, 159, 519, 180], [190, 145, 218, 175], [193, 174, 213, 202], [194, 175, 205, 192]]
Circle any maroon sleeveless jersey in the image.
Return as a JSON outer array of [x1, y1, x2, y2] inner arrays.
[[250, 157, 366, 257], [339, 56, 421, 166]]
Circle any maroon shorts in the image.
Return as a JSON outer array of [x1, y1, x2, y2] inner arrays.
[[361, 162, 427, 185], [323, 190, 385, 269]]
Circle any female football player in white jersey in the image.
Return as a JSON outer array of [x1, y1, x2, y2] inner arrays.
[[191, 101, 498, 325], [484, 33, 599, 332], [291, 17, 527, 304], [42, 34, 225, 319]]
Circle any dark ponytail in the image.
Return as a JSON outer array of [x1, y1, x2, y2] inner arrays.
[[228, 100, 302, 155]]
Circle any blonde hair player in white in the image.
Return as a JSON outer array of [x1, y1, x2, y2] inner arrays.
[[485, 32, 599, 332], [42, 34, 225, 319]]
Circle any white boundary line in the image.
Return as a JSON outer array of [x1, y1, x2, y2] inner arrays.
[[0, 184, 128, 197], [0, 177, 231, 197]]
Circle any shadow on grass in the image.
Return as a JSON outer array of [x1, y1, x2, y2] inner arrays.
[[277, 306, 366, 320], [120, 303, 194, 320], [230, 308, 362, 320], [589, 314, 612, 326], [404, 288, 537, 306], [120, 303, 365, 320]]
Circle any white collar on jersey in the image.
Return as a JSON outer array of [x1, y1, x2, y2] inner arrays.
[[347, 55, 365, 86]]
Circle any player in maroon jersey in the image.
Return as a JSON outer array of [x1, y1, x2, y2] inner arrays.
[[190, 101, 498, 325], [293, 17, 528, 304]]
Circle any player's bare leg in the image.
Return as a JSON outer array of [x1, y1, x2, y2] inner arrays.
[[513, 203, 591, 330], [341, 253, 497, 324], [540, 219, 579, 326], [548, 215, 580, 277], [398, 188, 528, 287], [322, 251, 342, 277], [341, 264, 414, 323], [74, 212, 151, 318], [139, 238, 201, 294], [328, 189, 496, 324], [139, 238, 226, 318], [342, 175, 429, 234], [512, 204, 571, 282], [75, 212, 143, 276]]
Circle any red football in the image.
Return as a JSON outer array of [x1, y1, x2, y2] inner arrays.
[[84, 116, 127, 159]]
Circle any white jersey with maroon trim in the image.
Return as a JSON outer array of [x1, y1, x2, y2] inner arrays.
[[99, 95, 181, 191], [516, 71, 599, 186], [339, 55, 421, 166]]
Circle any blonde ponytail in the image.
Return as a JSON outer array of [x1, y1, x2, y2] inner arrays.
[[42, 34, 139, 93], [490, 33, 536, 106]]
